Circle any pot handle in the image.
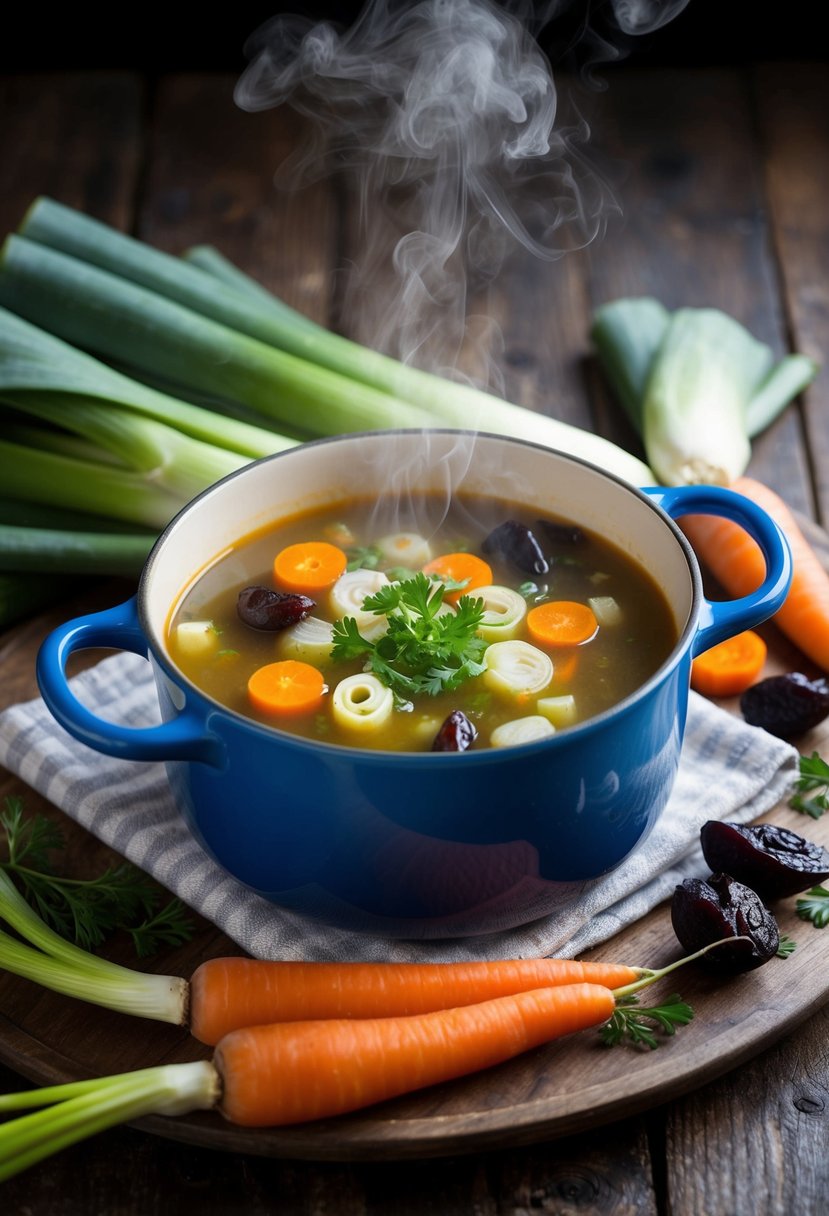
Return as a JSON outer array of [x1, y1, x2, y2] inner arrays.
[[643, 484, 793, 657], [36, 596, 225, 765]]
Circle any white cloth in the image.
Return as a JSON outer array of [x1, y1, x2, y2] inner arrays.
[[0, 651, 798, 962]]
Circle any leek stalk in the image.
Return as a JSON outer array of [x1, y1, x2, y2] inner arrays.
[[0, 525, 153, 575], [7, 203, 654, 485], [592, 298, 819, 486]]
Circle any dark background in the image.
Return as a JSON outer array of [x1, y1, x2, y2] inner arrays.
[[1, 2, 817, 74]]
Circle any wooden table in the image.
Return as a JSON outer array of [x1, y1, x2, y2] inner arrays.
[[2, 57, 829, 1213]]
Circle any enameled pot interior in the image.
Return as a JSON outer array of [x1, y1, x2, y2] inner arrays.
[[142, 431, 695, 678]]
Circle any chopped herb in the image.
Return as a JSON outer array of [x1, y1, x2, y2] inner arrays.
[[776, 934, 797, 957], [345, 544, 382, 571], [600, 993, 694, 1050], [796, 886, 829, 928], [790, 751, 829, 819], [331, 572, 487, 697]]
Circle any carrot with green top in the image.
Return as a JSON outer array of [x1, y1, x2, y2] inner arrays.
[[0, 984, 618, 1177], [681, 476, 829, 672]]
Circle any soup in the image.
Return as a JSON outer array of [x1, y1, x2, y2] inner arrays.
[[167, 493, 677, 751]]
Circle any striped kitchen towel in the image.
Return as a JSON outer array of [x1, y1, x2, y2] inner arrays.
[[0, 650, 798, 962]]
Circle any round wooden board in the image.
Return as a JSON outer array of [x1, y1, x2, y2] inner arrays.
[[1, 522, 828, 1161]]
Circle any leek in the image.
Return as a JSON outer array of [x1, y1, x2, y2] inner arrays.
[[0, 572, 80, 631], [592, 298, 819, 486], [7, 203, 653, 485], [0, 525, 153, 575]]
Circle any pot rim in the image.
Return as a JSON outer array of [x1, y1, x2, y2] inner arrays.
[[138, 429, 702, 762]]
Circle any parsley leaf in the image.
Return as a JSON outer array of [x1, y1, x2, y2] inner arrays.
[[790, 751, 829, 819], [796, 886, 829, 928], [331, 572, 487, 697]]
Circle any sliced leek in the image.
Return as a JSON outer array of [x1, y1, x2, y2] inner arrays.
[[490, 716, 556, 747], [475, 585, 528, 642], [376, 532, 433, 568], [329, 569, 391, 639], [331, 673, 394, 733], [483, 640, 553, 699], [277, 616, 335, 665]]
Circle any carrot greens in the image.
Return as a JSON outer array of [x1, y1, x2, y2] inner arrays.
[[0, 797, 194, 957], [599, 993, 694, 1050]]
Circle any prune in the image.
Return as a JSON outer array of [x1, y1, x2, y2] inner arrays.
[[481, 521, 549, 575], [671, 873, 779, 972], [740, 672, 829, 739], [535, 517, 587, 547], [237, 585, 315, 631], [431, 710, 478, 752], [700, 820, 829, 901]]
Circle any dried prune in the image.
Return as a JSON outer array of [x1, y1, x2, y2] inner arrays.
[[237, 585, 315, 631], [740, 672, 829, 739], [670, 873, 779, 972], [431, 710, 478, 752], [481, 521, 549, 575], [700, 820, 829, 901], [535, 517, 587, 548]]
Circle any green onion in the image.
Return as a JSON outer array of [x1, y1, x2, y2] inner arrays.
[[0, 1061, 219, 1182], [8, 201, 653, 485], [592, 299, 819, 486], [0, 870, 187, 1023]]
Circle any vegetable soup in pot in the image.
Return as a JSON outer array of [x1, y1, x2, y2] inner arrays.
[[167, 493, 677, 751]]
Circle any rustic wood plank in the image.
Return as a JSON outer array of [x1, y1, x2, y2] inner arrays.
[[138, 74, 339, 326], [0, 73, 143, 235], [581, 67, 812, 508], [665, 1004, 829, 1216], [755, 62, 829, 528]]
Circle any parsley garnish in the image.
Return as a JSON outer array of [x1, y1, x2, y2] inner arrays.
[[796, 886, 829, 928], [0, 796, 195, 956], [330, 572, 488, 697], [790, 751, 829, 819], [600, 993, 694, 1050]]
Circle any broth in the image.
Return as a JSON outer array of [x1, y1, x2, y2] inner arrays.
[[167, 493, 678, 751]]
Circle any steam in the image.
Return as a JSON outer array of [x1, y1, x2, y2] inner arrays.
[[235, 0, 689, 381]]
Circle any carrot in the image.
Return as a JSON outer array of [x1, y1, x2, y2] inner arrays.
[[681, 476, 829, 672], [188, 956, 641, 1045], [214, 983, 616, 1126], [421, 552, 493, 603], [526, 600, 598, 647], [273, 541, 347, 594], [247, 659, 325, 716], [549, 649, 580, 687], [690, 629, 768, 698]]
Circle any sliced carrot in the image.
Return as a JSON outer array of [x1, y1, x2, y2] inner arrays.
[[690, 629, 768, 698], [273, 541, 347, 594], [527, 600, 598, 647], [421, 552, 493, 603], [247, 659, 325, 717], [214, 983, 616, 1126], [189, 956, 640, 1045], [681, 476, 829, 673]]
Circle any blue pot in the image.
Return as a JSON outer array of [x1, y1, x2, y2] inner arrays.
[[36, 432, 792, 937]]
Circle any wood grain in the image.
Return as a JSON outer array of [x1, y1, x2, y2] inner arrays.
[[581, 67, 813, 515], [1, 524, 827, 1162]]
